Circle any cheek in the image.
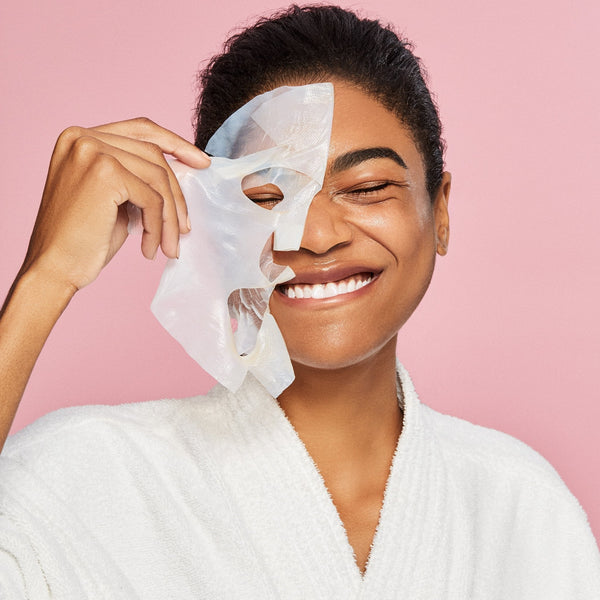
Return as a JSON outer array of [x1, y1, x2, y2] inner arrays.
[[354, 202, 436, 263], [364, 206, 438, 329]]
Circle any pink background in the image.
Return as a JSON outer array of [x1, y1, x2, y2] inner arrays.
[[1, 0, 598, 541]]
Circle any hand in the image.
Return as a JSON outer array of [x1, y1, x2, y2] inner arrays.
[[22, 117, 210, 293]]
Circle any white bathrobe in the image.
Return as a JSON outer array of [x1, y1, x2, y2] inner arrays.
[[1, 364, 599, 599]]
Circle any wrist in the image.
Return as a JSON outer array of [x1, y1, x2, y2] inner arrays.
[[5, 262, 77, 322]]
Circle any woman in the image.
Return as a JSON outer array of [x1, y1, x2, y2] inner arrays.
[[0, 5, 598, 598]]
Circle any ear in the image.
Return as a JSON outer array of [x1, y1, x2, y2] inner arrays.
[[433, 172, 451, 256]]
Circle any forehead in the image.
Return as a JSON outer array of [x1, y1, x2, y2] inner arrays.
[[327, 81, 424, 176]]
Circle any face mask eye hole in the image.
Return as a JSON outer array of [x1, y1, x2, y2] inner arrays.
[[241, 172, 284, 210]]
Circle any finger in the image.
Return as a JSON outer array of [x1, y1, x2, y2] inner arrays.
[[83, 127, 191, 234], [78, 137, 180, 259], [93, 117, 210, 169], [114, 165, 166, 260], [110, 148, 180, 259]]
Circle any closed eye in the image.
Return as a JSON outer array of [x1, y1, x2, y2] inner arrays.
[[349, 182, 392, 195], [242, 183, 284, 210], [341, 180, 408, 203]]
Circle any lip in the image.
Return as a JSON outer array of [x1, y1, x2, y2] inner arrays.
[[274, 265, 381, 305], [280, 264, 381, 286]]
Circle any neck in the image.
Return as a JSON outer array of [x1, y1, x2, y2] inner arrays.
[[277, 337, 402, 476]]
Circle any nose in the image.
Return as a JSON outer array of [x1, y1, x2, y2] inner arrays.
[[297, 191, 352, 255]]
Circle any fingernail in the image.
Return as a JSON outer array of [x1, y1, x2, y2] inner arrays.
[[186, 215, 192, 231]]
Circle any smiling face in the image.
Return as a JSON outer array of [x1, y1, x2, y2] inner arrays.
[[244, 80, 451, 372]]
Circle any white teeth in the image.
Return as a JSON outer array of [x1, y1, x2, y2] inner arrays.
[[281, 274, 373, 300], [324, 282, 337, 298], [312, 284, 325, 299]]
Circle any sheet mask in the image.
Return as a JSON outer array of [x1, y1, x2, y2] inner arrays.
[[150, 83, 334, 397]]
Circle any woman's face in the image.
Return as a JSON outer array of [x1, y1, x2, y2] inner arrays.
[[250, 80, 450, 371]]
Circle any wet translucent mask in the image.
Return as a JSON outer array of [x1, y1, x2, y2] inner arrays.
[[150, 83, 334, 397]]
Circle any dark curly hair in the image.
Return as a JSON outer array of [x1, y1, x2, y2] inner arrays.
[[194, 4, 445, 199]]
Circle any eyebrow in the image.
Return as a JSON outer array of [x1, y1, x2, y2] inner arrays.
[[329, 146, 408, 174]]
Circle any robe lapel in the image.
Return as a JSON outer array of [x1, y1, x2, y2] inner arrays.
[[221, 375, 363, 598], [218, 364, 463, 599]]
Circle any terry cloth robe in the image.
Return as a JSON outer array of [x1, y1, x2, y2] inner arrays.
[[1, 364, 599, 599]]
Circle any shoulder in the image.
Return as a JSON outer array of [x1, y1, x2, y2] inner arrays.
[[418, 406, 600, 593], [421, 403, 582, 509], [397, 361, 569, 500], [2, 383, 234, 472]]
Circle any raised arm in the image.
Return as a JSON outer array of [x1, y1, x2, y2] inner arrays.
[[0, 118, 209, 451]]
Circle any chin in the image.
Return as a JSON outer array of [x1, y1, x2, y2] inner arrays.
[[286, 331, 398, 373]]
